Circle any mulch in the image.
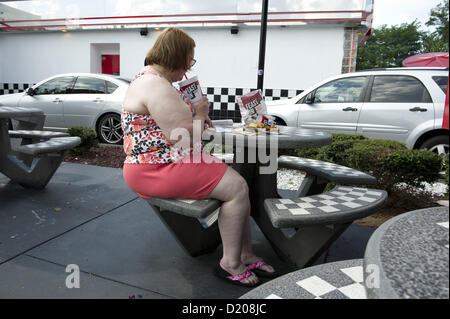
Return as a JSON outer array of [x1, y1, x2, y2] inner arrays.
[[64, 145, 126, 168]]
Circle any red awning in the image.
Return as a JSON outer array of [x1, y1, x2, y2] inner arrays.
[[402, 52, 449, 67]]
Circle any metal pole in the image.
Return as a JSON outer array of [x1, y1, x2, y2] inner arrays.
[[257, 0, 269, 91]]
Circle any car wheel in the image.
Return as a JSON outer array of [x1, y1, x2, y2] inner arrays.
[[274, 117, 287, 126], [420, 135, 449, 160], [97, 113, 123, 145]]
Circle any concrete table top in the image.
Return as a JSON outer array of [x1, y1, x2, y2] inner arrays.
[[240, 259, 366, 299], [203, 124, 333, 149], [364, 206, 449, 299], [0, 106, 44, 118]]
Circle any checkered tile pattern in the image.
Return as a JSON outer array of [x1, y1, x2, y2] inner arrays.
[[204, 87, 303, 122], [278, 156, 376, 184], [0, 83, 33, 95], [295, 266, 366, 299], [241, 259, 367, 299], [265, 186, 386, 227]]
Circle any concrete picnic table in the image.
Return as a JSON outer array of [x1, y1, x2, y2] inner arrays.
[[202, 124, 334, 266], [146, 124, 386, 267], [0, 106, 80, 188], [364, 206, 449, 299]]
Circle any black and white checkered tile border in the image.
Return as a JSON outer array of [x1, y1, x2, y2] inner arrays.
[[0, 83, 303, 122], [0, 83, 33, 95], [204, 87, 303, 122]]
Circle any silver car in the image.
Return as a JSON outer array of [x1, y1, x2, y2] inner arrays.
[[266, 67, 449, 157], [0, 73, 130, 144]]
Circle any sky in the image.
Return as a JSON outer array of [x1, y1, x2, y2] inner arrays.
[[1, 0, 445, 31]]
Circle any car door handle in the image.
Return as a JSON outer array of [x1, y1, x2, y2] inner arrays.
[[342, 107, 358, 112], [52, 98, 62, 103], [93, 98, 104, 103], [409, 107, 427, 112]]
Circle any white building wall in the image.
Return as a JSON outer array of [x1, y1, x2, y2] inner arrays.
[[0, 24, 344, 90]]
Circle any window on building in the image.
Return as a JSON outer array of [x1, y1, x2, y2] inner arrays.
[[72, 77, 106, 94], [369, 75, 431, 103], [33, 77, 75, 95], [432, 76, 448, 94], [313, 76, 367, 103], [106, 81, 119, 94]]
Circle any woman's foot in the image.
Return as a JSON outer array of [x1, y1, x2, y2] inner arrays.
[[241, 255, 276, 276], [220, 258, 259, 285]]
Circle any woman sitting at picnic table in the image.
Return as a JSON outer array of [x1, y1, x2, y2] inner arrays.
[[121, 27, 276, 287]]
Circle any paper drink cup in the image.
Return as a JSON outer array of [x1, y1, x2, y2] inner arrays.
[[179, 75, 203, 104]]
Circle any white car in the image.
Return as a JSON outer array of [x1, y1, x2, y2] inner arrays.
[[266, 67, 449, 157], [0, 73, 131, 144]]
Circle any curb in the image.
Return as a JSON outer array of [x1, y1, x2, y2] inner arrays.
[[436, 200, 449, 207]]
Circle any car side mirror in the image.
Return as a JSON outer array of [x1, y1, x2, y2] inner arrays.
[[25, 88, 35, 96], [304, 92, 314, 104]]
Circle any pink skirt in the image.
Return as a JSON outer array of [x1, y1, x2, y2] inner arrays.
[[123, 153, 228, 200]]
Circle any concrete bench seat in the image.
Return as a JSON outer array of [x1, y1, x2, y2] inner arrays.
[[144, 197, 223, 257], [265, 186, 387, 228], [240, 259, 366, 299], [146, 197, 221, 220], [9, 130, 69, 139], [261, 185, 387, 268], [16, 136, 82, 156], [278, 156, 376, 185], [278, 156, 377, 196]]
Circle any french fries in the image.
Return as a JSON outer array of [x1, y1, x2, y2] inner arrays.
[[243, 122, 280, 134]]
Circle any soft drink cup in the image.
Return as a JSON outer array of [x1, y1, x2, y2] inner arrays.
[[179, 75, 203, 105]]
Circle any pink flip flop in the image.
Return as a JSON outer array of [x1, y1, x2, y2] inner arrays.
[[246, 261, 278, 278], [213, 266, 260, 287]]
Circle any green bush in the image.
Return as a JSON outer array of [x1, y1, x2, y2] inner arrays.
[[287, 133, 443, 196], [67, 126, 98, 155]]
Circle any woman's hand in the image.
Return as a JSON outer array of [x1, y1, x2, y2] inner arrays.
[[194, 96, 210, 118], [205, 115, 214, 128]]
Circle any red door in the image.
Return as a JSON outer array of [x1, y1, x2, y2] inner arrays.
[[102, 55, 120, 75]]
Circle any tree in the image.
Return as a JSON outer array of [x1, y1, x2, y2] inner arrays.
[[424, 0, 449, 52], [356, 21, 425, 70], [357, 1, 449, 70]]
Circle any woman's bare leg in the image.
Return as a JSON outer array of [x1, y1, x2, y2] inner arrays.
[[240, 206, 275, 274], [206, 166, 258, 285]]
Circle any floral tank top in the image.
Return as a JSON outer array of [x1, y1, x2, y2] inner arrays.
[[121, 68, 198, 164]]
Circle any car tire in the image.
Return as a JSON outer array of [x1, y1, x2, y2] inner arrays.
[[97, 113, 123, 145], [274, 117, 287, 126], [420, 135, 449, 159]]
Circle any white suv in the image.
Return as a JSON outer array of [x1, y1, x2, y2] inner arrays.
[[267, 67, 449, 157]]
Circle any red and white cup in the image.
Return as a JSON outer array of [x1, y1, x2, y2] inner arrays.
[[179, 75, 203, 105]]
